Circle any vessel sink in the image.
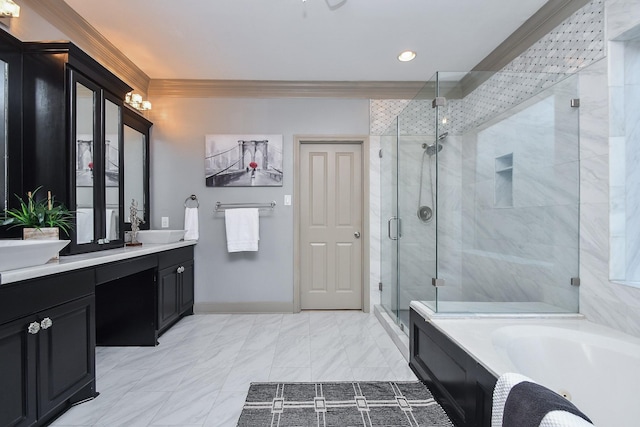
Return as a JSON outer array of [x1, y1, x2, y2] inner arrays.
[[0, 239, 70, 271], [135, 230, 186, 244]]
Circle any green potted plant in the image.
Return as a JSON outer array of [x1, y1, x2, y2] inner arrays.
[[2, 187, 74, 241]]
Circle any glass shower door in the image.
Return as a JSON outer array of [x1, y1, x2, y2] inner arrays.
[[380, 118, 399, 322], [380, 76, 440, 332], [396, 78, 439, 328]]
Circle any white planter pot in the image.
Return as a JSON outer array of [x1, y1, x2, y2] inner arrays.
[[23, 227, 61, 259]]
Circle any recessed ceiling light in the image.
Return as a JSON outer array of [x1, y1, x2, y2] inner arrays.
[[398, 50, 416, 62]]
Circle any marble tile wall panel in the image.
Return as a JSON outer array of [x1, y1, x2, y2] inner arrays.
[[580, 0, 640, 338]]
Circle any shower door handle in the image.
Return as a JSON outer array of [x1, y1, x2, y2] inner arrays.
[[388, 216, 399, 240]]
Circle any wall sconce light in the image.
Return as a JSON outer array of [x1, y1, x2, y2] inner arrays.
[[0, 0, 20, 18], [125, 92, 152, 112]]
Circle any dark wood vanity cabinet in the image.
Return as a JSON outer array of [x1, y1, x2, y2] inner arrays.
[[0, 270, 96, 427], [22, 42, 133, 255], [157, 246, 195, 333]]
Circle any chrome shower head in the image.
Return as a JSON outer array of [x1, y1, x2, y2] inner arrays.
[[424, 143, 443, 156]]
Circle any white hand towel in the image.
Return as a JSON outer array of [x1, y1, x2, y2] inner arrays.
[[105, 209, 117, 241], [76, 208, 94, 244], [224, 208, 259, 252], [184, 207, 199, 241]]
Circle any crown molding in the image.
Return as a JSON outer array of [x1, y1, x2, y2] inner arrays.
[[20, 0, 150, 94], [148, 79, 428, 99]]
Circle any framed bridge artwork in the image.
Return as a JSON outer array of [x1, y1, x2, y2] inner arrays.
[[205, 134, 284, 187]]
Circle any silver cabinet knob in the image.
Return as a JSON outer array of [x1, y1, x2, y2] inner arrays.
[[354, 231, 361, 238], [28, 322, 41, 334], [176, 266, 185, 274], [40, 317, 53, 330]]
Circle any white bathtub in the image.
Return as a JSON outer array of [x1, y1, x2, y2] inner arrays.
[[410, 301, 640, 427]]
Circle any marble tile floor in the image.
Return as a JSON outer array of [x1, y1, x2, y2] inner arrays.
[[51, 311, 417, 427]]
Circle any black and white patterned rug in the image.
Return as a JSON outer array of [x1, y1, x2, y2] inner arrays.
[[237, 381, 453, 427]]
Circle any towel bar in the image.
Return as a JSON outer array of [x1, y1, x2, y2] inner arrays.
[[215, 201, 276, 212]]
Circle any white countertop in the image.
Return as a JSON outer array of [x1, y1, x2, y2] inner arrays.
[[0, 240, 197, 285]]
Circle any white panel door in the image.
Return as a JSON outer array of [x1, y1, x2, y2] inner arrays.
[[300, 142, 363, 309]]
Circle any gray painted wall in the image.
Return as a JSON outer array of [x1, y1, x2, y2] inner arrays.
[[147, 97, 370, 311]]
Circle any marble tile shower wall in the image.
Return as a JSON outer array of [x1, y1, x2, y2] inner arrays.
[[458, 84, 580, 310], [578, 0, 640, 337]]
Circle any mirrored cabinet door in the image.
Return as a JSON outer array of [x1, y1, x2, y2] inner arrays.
[[104, 97, 122, 241], [74, 79, 98, 245], [0, 30, 23, 239], [0, 58, 7, 211], [123, 107, 151, 230], [69, 69, 125, 252]]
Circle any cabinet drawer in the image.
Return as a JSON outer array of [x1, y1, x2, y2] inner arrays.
[[0, 269, 94, 325], [158, 246, 193, 269], [95, 254, 157, 285]]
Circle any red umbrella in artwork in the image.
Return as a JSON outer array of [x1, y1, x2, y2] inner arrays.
[[249, 161, 258, 170]]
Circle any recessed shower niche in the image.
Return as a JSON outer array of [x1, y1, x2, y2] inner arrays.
[[494, 153, 513, 208]]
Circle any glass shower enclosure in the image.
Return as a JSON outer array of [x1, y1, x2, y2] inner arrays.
[[380, 71, 581, 331]]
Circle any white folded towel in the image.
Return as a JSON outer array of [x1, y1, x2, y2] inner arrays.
[[492, 373, 593, 427], [224, 208, 259, 252], [184, 207, 199, 241]]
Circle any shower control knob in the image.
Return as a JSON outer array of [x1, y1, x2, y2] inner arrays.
[[354, 231, 361, 238]]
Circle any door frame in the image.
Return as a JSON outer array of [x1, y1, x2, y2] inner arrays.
[[293, 135, 370, 313]]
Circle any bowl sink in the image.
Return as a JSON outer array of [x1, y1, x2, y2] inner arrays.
[[135, 230, 186, 244], [0, 239, 70, 271]]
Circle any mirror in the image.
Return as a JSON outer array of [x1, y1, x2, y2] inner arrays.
[[123, 108, 151, 229], [75, 82, 96, 244], [124, 124, 145, 221], [0, 58, 7, 211], [104, 98, 121, 241]]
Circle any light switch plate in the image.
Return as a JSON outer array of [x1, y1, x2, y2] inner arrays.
[[284, 195, 292, 206], [161, 217, 169, 228]]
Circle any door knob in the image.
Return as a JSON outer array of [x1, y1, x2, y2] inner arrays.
[[354, 231, 361, 238]]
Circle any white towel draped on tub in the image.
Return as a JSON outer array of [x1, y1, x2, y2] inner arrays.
[[184, 207, 199, 241], [492, 373, 593, 427], [224, 208, 259, 252]]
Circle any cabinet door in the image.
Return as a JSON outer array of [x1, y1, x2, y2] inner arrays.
[[158, 266, 180, 330], [37, 295, 95, 418], [0, 317, 37, 427], [70, 69, 124, 254], [179, 260, 195, 313], [72, 73, 101, 249]]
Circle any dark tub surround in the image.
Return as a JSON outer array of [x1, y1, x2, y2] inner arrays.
[[409, 307, 497, 427]]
